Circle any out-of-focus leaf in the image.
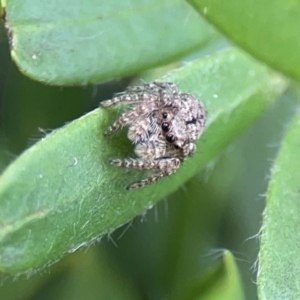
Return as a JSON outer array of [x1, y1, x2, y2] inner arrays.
[[30, 248, 138, 300], [0, 259, 64, 300], [2, 62, 91, 153], [0, 48, 287, 274], [0, 247, 138, 300], [1, 0, 217, 85], [188, 0, 300, 82], [159, 156, 243, 293], [0, 137, 9, 172], [174, 251, 245, 300], [258, 109, 300, 300]]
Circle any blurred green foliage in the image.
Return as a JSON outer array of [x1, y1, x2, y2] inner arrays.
[[0, 0, 300, 300]]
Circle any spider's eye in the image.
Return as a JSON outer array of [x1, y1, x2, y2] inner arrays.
[[174, 144, 180, 150], [162, 112, 168, 119], [161, 122, 169, 132], [166, 133, 175, 143]]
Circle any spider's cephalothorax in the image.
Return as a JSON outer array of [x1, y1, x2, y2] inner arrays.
[[100, 81, 207, 190]]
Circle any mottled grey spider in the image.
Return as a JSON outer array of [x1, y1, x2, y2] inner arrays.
[[100, 81, 207, 190]]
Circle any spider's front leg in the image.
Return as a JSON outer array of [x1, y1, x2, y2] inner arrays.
[[182, 143, 197, 158], [126, 82, 165, 95], [109, 157, 181, 190], [103, 101, 159, 136], [134, 138, 165, 158], [152, 81, 179, 97], [100, 93, 158, 107], [127, 82, 175, 106]]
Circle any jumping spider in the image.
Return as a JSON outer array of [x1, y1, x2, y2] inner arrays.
[[100, 81, 207, 190]]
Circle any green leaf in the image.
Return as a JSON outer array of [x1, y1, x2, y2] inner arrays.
[[1, 0, 217, 85], [0, 258, 63, 300], [174, 251, 245, 300], [0, 48, 287, 274], [258, 108, 300, 300], [57, 249, 138, 300], [0, 247, 139, 300], [159, 155, 244, 293], [188, 0, 300, 82], [36, 248, 139, 300]]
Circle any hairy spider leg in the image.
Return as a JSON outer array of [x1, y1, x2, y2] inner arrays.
[[104, 101, 161, 136], [134, 139, 166, 159], [152, 81, 179, 97], [126, 82, 166, 95], [127, 81, 179, 99], [109, 157, 180, 189], [103, 92, 179, 136], [100, 93, 158, 107]]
